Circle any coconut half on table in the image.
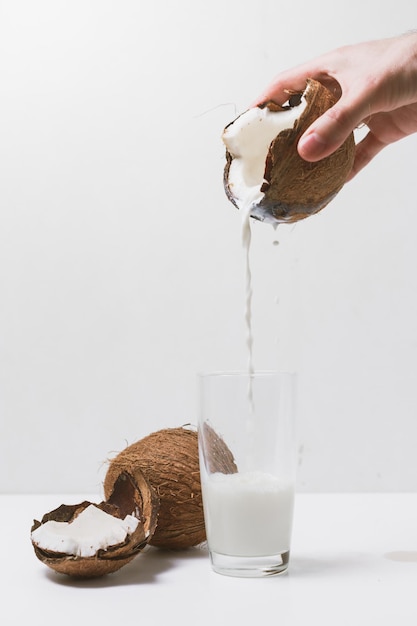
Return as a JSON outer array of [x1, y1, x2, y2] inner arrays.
[[222, 78, 355, 224], [31, 469, 159, 578]]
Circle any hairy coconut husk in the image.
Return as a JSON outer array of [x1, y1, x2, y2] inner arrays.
[[104, 427, 206, 549], [31, 469, 159, 578], [224, 78, 355, 224]]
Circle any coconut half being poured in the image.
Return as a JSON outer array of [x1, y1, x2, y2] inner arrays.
[[222, 78, 355, 225]]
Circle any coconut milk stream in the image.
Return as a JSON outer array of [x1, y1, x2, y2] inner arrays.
[[241, 200, 255, 410]]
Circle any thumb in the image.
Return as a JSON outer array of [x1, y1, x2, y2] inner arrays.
[[297, 97, 366, 161]]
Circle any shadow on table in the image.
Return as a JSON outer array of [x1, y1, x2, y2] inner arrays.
[[44, 544, 209, 588], [289, 552, 373, 578]]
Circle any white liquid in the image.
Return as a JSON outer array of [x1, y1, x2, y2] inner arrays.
[[222, 98, 307, 214], [203, 471, 294, 557], [241, 199, 255, 409]]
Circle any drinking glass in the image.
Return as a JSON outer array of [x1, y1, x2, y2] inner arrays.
[[198, 371, 296, 577]]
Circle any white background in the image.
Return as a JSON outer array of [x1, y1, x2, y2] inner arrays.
[[0, 0, 416, 494]]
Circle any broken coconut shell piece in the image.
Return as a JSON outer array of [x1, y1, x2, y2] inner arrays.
[[104, 427, 206, 550], [222, 78, 355, 225], [31, 469, 159, 578], [199, 422, 238, 475]]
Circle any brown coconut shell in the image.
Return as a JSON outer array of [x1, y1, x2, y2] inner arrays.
[[104, 427, 206, 549], [200, 422, 238, 474], [31, 469, 159, 578], [224, 78, 355, 224]]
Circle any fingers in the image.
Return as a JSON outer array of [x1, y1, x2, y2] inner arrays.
[[252, 63, 321, 106], [297, 95, 371, 161], [346, 132, 387, 180], [252, 50, 343, 106], [254, 62, 368, 162], [252, 77, 308, 107]]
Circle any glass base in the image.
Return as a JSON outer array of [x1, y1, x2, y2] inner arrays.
[[209, 550, 290, 578]]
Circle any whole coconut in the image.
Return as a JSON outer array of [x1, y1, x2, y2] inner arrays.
[[223, 78, 355, 224], [104, 427, 205, 550]]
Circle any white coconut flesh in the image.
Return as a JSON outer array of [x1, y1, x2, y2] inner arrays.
[[31, 504, 140, 558], [222, 96, 308, 213]]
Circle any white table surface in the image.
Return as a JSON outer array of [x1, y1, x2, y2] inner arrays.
[[4, 493, 417, 626]]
